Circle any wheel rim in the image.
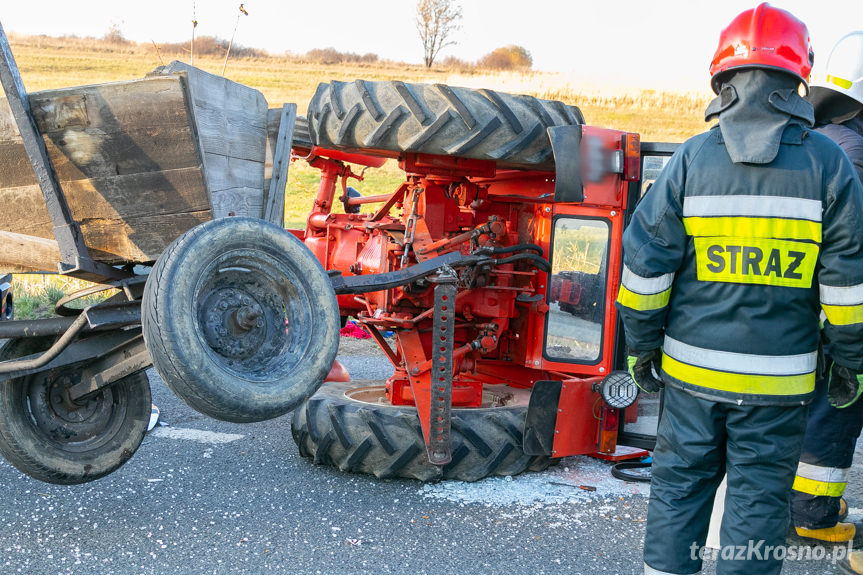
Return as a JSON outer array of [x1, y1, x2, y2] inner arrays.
[[193, 248, 315, 382], [343, 385, 531, 409], [23, 368, 126, 453]]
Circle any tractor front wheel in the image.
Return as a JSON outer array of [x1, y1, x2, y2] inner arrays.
[[291, 381, 555, 482]]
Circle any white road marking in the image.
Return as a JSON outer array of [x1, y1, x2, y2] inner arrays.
[[150, 427, 244, 445]]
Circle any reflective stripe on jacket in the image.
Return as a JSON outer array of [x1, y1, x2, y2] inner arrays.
[[616, 124, 863, 405]]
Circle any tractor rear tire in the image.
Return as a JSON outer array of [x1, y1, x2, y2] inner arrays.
[[142, 217, 340, 423], [291, 381, 556, 482], [0, 337, 151, 484], [307, 80, 583, 170]]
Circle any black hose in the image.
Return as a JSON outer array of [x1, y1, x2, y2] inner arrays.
[[493, 253, 551, 273], [476, 243, 544, 257], [611, 461, 652, 483]]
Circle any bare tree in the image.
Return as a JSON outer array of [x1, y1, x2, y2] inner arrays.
[[416, 0, 462, 68]]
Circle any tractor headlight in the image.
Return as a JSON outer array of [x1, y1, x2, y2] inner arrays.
[[598, 371, 638, 409]]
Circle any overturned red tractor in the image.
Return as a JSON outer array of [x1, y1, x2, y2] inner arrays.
[[279, 80, 657, 481], [124, 78, 658, 482], [0, 26, 666, 483]]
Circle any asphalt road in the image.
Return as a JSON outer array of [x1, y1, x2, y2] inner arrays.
[[0, 341, 861, 575]]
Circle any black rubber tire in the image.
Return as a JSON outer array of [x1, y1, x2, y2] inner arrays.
[[291, 381, 555, 482], [142, 217, 340, 423], [0, 337, 151, 484], [307, 80, 584, 170]]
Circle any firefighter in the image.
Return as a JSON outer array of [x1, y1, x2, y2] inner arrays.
[[615, 5, 863, 575], [786, 30, 863, 575]]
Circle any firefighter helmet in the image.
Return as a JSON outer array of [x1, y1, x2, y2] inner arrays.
[[814, 31, 863, 105], [709, 2, 814, 94]]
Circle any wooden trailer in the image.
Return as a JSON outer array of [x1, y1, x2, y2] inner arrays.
[[0, 60, 294, 272], [0, 24, 338, 487]]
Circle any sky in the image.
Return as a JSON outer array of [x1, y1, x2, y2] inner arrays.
[[3, 1, 862, 92]]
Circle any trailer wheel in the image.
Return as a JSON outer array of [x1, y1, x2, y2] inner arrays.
[[0, 338, 151, 484], [143, 217, 340, 423], [307, 80, 583, 170], [291, 381, 556, 482]]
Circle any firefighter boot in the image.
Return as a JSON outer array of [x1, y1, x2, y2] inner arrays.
[[838, 550, 863, 575], [792, 521, 863, 546]]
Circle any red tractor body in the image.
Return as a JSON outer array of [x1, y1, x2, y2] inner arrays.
[[291, 111, 645, 470]]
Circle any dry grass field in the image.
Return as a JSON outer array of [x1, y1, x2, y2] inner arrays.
[[5, 34, 714, 316]]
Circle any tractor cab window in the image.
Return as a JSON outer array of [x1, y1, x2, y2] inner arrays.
[[544, 217, 609, 363]]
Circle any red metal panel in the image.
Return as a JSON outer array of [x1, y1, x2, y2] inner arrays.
[[551, 377, 603, 457], [581, 125, 627, 208]]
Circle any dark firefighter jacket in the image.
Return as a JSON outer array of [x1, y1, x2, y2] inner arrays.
[[817, 116, 863, 183], [616, 113, 863, 406]]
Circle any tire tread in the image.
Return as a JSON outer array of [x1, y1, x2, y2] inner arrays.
[[291, 382, 552, 482], [308, 80, 582, 169]]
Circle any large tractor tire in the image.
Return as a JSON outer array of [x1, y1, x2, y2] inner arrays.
[[291, 381, 555, 482], [142, 217, 340, 423], [307, 80, 583, 170], [0, 337, 151, 484]]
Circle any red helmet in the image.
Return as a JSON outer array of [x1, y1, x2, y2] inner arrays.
[[709, 2, 814, 94]]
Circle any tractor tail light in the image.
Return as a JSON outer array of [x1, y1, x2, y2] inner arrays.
[[597, 406, 620, 454], [622, 133, 641, 181]]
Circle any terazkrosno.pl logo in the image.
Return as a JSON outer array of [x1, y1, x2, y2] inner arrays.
[[690, 540, 853, 564]]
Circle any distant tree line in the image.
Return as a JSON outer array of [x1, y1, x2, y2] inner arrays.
[[294, 45, 531, 71], [160, 36, 264, 59], [300, 48, 379, 65]]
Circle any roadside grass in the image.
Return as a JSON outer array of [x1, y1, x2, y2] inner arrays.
[[6, 34, 714, 316], [13, 275, 115, 320]]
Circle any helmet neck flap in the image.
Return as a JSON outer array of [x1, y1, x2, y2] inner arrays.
[[705, 68, 814, 164]]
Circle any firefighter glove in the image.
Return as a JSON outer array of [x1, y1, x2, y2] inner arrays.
[[627, 349, 663, 393], [828, 362, 863, 409]]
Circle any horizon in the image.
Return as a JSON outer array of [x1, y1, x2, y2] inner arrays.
[[3, 1, 862, 93]]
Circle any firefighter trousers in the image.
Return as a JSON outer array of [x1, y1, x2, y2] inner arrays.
[[643, 385, 807, 575], [791, 375, 863, 529]]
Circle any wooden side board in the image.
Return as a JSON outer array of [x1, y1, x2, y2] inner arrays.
[[0, 63, 272, 271], [0, 75, 213, 265], [158, 61, 267, 220]]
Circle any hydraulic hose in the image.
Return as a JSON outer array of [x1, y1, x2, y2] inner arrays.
[[475, 243, 544, 257], [493, 253, 551, 273]]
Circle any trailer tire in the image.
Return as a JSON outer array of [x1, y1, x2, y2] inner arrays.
[[307, 80, 583, 170], [0, 338, 151, 484], [291, 381, 556, 482], [143, 217, 340, 423]]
